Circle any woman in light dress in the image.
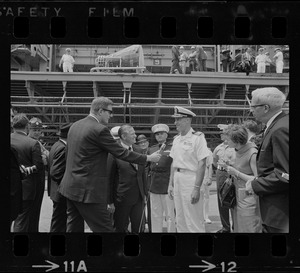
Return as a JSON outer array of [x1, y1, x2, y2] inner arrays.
[[219, 124, 262, 233]]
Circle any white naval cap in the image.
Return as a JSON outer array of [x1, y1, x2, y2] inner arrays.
[[111, 126, 120, 139], [274, 47, 281, 52], [172, 106, 196, 118], [152, 123, 169, 134], [217, 124, 229, 131]]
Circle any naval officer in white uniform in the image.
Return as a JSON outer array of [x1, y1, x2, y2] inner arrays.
[[168, 106, 210, 232]]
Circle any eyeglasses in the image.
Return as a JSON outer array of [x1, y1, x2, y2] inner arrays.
[[250, 104, 267, 109], [102, 108, 113, 115], [245, 95, 268, 110]]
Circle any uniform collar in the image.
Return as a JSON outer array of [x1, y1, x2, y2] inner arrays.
[[179, 128, 194, 139]]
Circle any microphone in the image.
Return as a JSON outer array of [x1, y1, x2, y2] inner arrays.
[[159, 143, 166, 153]]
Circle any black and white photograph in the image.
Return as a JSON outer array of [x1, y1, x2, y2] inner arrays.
[[10, 44, 289, 234]]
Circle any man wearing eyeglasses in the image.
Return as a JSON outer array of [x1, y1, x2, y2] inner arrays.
[[58, 97, 161, 232], [246, 87, 289, 233]]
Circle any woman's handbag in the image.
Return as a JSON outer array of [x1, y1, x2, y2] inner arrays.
[[219, 175, 236, 209]]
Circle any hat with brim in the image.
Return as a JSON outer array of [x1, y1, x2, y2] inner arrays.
[[217, 124, 229, 131], [152, 124, 169, 134], [29, 117, 46, 129], [57, 123, 72, 138], [172, 106, 196, 118], [222, 49, 230, 54], [111, 126, 121, 140], [274, 48, 281, 52], [136, 134, 148, 144]]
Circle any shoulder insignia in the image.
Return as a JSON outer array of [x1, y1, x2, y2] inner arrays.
[[193, 131, 203, 136]]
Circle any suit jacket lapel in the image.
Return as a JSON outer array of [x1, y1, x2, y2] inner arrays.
[[257, 112, 287, 157], [130, 147, 138, 171]]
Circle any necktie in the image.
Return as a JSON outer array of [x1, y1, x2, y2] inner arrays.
[[261, 125, 267, 137]]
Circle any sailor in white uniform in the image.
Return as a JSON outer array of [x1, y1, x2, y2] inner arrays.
[[168, 106, 210, 232]]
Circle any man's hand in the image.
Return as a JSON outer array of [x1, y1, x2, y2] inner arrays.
[[191, 188, 200, 204], [206, 178, 212, 186], [147, 151, 161, 163], [107, 203, 115, 214], [168, 185, 174, 200]]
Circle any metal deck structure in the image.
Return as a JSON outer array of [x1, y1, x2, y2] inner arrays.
[[11, 71, 289, 148]]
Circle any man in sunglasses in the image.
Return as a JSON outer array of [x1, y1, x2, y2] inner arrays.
[[58, 96, 161, 232], [246, 87, 289, 233]]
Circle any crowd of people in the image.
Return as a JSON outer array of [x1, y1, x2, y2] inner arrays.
[[10, 87, 289, 233], [57, 46, 286, 75], [221, 47, 284, 74], [170, 45, 208, 74]]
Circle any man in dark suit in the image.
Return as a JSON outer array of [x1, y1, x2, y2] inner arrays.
[[10, 114, 44, 232], [58, 97, 161, 232], [27, 117, 49, 232], [10, 147, 23, 225], [107, 125, 147, 233], [246, 87, 289, 233], [48, 123, 78, 232]]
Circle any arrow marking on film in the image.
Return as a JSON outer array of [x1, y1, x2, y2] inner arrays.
[[32, 260, 60, 272], [189, 260, 216, 272]]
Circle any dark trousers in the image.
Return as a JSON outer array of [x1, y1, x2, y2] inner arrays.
[[197, 60, 207, 71], [170, 60, 182, 74], [189, 60, 197, 72], [262, 224, 288, 233], [50, 197, 67, 232], [114, 196, 144, 233], [146, 196, 152, 232], [66, 199, 111, 232], [216, 169, 231, 231], [29, 176, 45, 232], [13, 200, 33, 232]]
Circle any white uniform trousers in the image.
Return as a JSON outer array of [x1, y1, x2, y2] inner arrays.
[[63, 63, 73, 72], [150, 192, 176, 232], [173, 171, 205, 232], [276, 60, 283, 73], [257, 62, 266, 73], [200, 184, 210, 221]]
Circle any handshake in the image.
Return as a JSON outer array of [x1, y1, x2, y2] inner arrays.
[[19, 165, 37, 177], [147, 151, 162, 163]]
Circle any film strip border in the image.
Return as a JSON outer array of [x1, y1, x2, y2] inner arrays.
[[2, 1, 300, 272], [0, 1, 299, 42], [8, 233, 291, 271]]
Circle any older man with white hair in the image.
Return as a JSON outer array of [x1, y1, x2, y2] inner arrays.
[[246, 87, 289, 233], [168, 106, 210, 232]]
